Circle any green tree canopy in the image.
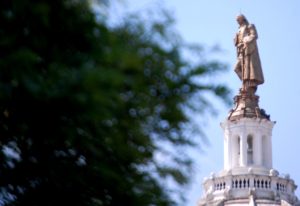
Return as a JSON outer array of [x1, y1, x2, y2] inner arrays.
[[0, 0, 230, 205]]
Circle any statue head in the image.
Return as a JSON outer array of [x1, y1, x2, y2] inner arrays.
[[236, 14, 249, 26]]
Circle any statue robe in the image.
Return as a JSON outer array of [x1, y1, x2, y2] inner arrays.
[[234, 24, 264, 87]]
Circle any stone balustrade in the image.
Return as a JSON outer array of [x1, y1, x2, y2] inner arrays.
[[202, 172, 298, 204]]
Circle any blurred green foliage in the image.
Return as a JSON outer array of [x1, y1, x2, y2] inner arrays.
[[0, 0, 230, 205]]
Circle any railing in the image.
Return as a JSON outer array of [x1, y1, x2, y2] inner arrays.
[[203, 173, 295, 196], [232, 178, 250, 189], [277, 182, 287, 192], [231, 177, 272, 190], [200, 173, 299, 206], [214, 181, 226, 191]]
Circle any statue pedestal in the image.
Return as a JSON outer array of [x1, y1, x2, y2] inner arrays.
[[228, 89, 269, 121]]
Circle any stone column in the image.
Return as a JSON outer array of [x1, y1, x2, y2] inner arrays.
[[266, 135, 273, 168], [233, 135, 239, 167], [224, 134, 230, 170], [253, 135, 262, 166], [240, 134, 247, 166]]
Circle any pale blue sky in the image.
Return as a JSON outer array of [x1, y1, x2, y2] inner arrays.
[[113, 1, 300, 205]]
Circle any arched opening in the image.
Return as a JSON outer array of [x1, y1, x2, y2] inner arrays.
[[247, 135, 253, 164]]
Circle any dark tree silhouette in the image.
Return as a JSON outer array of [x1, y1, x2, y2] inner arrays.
[[0, 1, 230, 205]]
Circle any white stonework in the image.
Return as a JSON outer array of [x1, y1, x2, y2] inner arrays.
[[197, 14, 299, 206], [197, 118, 300, 206], [221, 118, 274, 172]]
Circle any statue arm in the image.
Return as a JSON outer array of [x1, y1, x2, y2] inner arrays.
[[243, 24, 258, 43], [234, 33, 239, 46], [243, 24, 259, 55]]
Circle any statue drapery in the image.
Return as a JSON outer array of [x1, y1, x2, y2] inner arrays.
[[234, 15, 264, 93]]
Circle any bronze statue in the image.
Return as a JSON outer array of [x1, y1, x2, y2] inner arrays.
[[227, 15, 269, 120], [234, 14, 264, 93]]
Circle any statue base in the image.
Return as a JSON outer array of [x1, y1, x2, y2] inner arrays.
[[228, 88, 270, 121]]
